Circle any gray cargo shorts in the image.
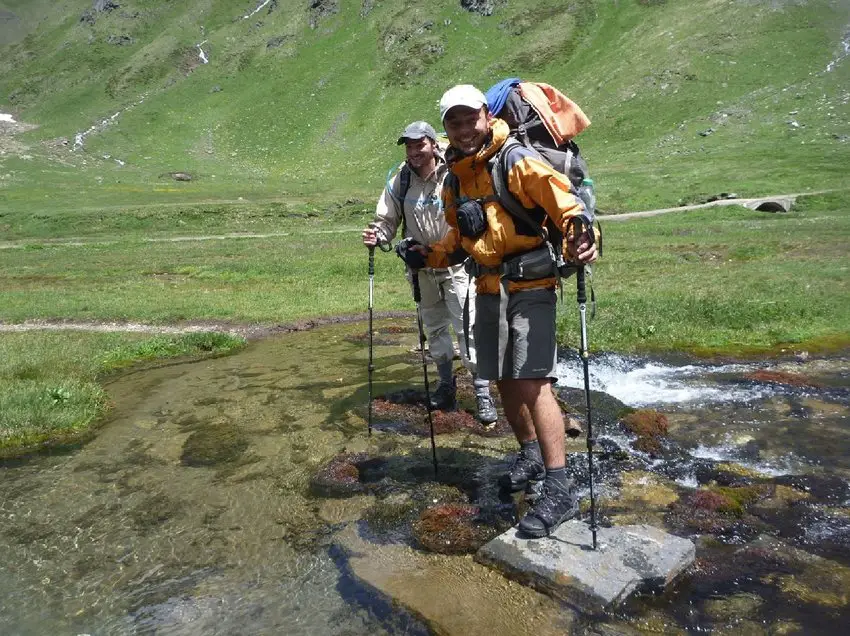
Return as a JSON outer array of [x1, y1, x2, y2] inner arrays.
[[473, 287, 558, 381]]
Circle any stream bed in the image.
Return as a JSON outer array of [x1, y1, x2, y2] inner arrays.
[[1, 320, 848, 635]]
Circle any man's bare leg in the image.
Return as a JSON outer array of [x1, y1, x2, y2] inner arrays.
[[499, 378, 578, 537], [496, 378, 544, 493], [498, 378, 564, 468]]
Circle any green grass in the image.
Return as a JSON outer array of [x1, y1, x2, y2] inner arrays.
[[0, 331, 245, 457], [2, 192, 848, 350], [557, 192, 850, 354]]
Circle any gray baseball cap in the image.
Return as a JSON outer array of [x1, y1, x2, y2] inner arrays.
[[397, 120, 438, 145]]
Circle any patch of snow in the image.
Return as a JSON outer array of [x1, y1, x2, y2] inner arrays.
[[0, 113, 16, 123]]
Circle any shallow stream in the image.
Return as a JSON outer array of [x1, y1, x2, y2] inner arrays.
[[1, 320, 848, 635]]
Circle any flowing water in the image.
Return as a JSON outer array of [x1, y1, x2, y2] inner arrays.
[[1, 321, 848, 635]]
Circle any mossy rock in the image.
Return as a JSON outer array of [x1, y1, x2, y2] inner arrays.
[[622, 409, 669, 438], [180, 423, 249, 467], [412, 503, 499, 555], [364, 498, 419, 532], [556, 386, 628, 429], [774, 474, 850, 504], [131, 493, 181, 532], [310, 452, 371, 497], [704, 461, 769, 486], [618, 470, 680, 509], [702, 593, 764, 624]]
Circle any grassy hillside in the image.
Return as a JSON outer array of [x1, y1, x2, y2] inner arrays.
[[1, 0, 849, 212]]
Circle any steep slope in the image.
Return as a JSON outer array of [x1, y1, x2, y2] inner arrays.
[[0, 0, 848, 210]]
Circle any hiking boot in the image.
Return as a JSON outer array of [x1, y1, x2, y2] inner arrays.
[[476, 394, 498, 426], [430, 377, 457, 411], [497, 448, 545, 493], [524, 477, 545, 503], [518, 478, 579, 538]]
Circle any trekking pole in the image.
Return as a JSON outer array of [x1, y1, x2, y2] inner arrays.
[[411, 270, 438, 478], [570, 217, 598, 550], [367, 246, 375, 436]]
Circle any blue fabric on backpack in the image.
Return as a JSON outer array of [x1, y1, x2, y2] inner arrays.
[[485, 78, 521, 117]]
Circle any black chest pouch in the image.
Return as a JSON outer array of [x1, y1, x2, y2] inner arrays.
[[456, 199, 488, 239]]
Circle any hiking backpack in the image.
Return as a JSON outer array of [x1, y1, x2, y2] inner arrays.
[[445, 78, 599, 266]]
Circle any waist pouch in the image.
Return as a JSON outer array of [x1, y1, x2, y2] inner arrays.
[[456, 199, 487, 238], [466, 246, 555, 281]]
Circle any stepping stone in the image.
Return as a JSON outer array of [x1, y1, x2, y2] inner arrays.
[[476, 521, 695, 615]]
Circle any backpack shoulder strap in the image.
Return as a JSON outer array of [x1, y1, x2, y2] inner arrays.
[[395, 163, 412, 236], [490, 138, 548, 241], [398, 164, 412, 202]]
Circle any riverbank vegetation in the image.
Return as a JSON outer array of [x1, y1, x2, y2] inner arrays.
[[0, 332, 244, 457]]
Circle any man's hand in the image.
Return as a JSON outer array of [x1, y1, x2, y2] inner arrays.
[[566, 230, 598, 264], [396, 237, 429, 269], [362, 227, 379, 247]]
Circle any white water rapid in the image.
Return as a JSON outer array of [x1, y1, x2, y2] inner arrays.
[[556, 353, 777, 407], [825, 29, 850, 72]]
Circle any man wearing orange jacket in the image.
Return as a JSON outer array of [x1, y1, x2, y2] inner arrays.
[[406, 85, 598, 538]]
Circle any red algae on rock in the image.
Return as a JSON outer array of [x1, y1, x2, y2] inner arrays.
[[622, 409, 669, 437], [744, 370, 821, 389], [311, 452, 370, 497], [372, 398, 419, 421], [431, 409, 480, 434], [412, 503, 496, 555], [689, 489, 740, 515], [622, 409, 669, 457]]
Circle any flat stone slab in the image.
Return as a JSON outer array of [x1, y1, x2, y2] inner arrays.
[[475, 521, 695, 615]]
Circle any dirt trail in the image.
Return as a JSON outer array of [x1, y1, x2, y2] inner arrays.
[[0, 228, 361, 250], [0, 312, 412, 337], [604, 189, 839, 221]]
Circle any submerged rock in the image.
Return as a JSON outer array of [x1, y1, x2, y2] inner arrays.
[[180, 423, 249, 467], [131, 493, 181, 532], [774, 474, 850, 504], [310, 452, 370, 497], [622, 409, 669, 457], [744, 369, 821, 389], [334, 523, 575, 634], [694, 461, 768, 487], [412, 503, 498, 555], [665, 485, 771, 540]]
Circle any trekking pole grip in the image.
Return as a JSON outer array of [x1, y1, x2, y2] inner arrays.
[[411, 271, 422, 303], [368, 246, 375, 276], [576, 265, 587, 304], [568, 215, 589, 305]]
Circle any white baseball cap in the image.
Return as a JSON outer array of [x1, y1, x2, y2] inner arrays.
[[439, 84, 487, 123]]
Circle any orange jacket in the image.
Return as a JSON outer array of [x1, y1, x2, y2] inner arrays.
[[425, 118, 586, 295]]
